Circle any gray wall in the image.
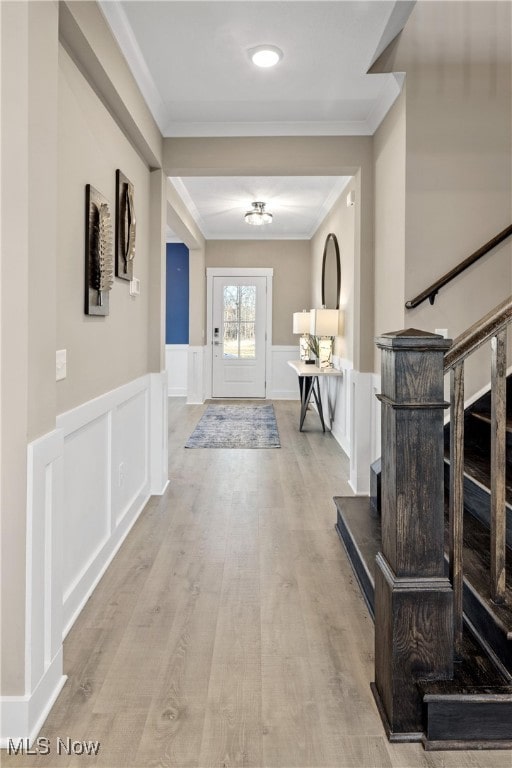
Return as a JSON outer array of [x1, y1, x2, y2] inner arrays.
[[57, 46, 153, 414], [373, 0, 512, 393], [310, 179, 356, 363]]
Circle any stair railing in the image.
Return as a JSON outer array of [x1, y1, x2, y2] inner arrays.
[[405, 225, 512, 309], [444, 296, 512, 648]]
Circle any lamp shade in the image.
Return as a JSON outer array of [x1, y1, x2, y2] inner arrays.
[[310, 308, 339, 336], [293, 311, 311, 334]]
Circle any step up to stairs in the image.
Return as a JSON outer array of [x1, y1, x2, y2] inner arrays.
[[334, 496, 379, 617], [420, 684, 512, 750], [335, 495, 512, 747], [419, 627, 512, 749]]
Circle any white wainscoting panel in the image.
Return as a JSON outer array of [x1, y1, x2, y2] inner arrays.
[[348, 370, 375, 495], [317, 356, 353, 456], [371, 373, 381, 464], [269, 346, 300, 399], [1, 372, 168, 745], [187, 346, 206, 404], [57, 375, 161, 636], [165, 344, 188, 396], [0, 430, 67, 748], [62, 412, 111, 614], [114, 388, 149, 525]]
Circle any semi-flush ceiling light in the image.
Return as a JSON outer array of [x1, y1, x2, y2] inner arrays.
[[249, 45, 283, 68], [244, 202, 273, 226]]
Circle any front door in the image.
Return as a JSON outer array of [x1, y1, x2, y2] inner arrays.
[[212, 276, 267, 398]]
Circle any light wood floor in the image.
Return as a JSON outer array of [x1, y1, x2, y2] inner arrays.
[[3, 399, 511, 767]]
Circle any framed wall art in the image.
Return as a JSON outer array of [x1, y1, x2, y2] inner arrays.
[[84, 184, 114, 316], [115, 169, 136, 281]]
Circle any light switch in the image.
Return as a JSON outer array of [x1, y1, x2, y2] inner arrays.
[[56, 349, 67, 381]]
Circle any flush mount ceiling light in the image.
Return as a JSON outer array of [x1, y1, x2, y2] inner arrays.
[[249, 45, 283, 68], [244, 201, 273, 226]]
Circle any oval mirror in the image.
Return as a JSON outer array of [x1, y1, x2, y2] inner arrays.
[[321, 232, 341, 309]]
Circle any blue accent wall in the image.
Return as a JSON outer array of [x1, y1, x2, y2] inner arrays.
[[166, 243, 189, 344]]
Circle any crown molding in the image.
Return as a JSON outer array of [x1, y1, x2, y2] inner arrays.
[[98, 0, 169, 132]]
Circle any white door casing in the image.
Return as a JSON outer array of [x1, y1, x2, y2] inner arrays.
[[206, 268, 273, 399]]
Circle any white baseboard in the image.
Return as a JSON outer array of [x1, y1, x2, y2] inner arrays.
[[0, 651, 66, 748], [270, 388, 298, 399]]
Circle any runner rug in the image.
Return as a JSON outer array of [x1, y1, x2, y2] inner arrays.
[[185, 404, 280, 449]]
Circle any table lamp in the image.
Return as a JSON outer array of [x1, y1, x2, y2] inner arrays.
[[310, 309, 339, 368], [292, 310, 311, 361]]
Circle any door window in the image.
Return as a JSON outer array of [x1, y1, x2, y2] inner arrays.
[[223, 285, 256, 359]]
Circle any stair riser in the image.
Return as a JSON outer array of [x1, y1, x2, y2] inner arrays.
[[424, 700, 512, 742], [335, 511, 375, 617]]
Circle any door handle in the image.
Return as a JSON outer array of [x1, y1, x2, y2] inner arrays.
[[213, 341, 220, 346]]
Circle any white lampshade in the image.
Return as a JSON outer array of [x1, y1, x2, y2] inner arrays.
[[310, 308, 339, 336], [293, 311, 311, 334]]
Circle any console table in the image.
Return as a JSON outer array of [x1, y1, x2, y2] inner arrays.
[[287, 360, 343, 432]]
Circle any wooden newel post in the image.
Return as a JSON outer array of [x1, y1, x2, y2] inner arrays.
[[372, 329, 454, 739]]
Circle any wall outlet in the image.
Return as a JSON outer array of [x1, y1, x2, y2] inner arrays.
[[56, 349, 67, 381], [435, 328, 448, 338]]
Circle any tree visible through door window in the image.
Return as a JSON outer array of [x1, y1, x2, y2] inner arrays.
[[223, 285, 256, 358]]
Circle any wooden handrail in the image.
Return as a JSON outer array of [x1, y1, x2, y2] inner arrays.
[[444, 296, 512, 371], [405, 225, 512, 309]]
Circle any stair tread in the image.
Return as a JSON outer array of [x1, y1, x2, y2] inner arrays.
[[471, 410, 512, 433], [334, 496, 380, 586], [419, 633, 511, 696], [448, 503, 512, 634], [444, 440, 512, 507]]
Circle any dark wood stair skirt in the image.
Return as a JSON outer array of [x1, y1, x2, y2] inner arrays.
[[335, 496, 512, 748]]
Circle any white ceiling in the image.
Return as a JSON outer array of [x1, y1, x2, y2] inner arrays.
[[170, 175, 352, 239], [100, 0, 413, 239]]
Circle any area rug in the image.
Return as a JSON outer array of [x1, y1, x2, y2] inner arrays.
[[185, 404, 280, 449]]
